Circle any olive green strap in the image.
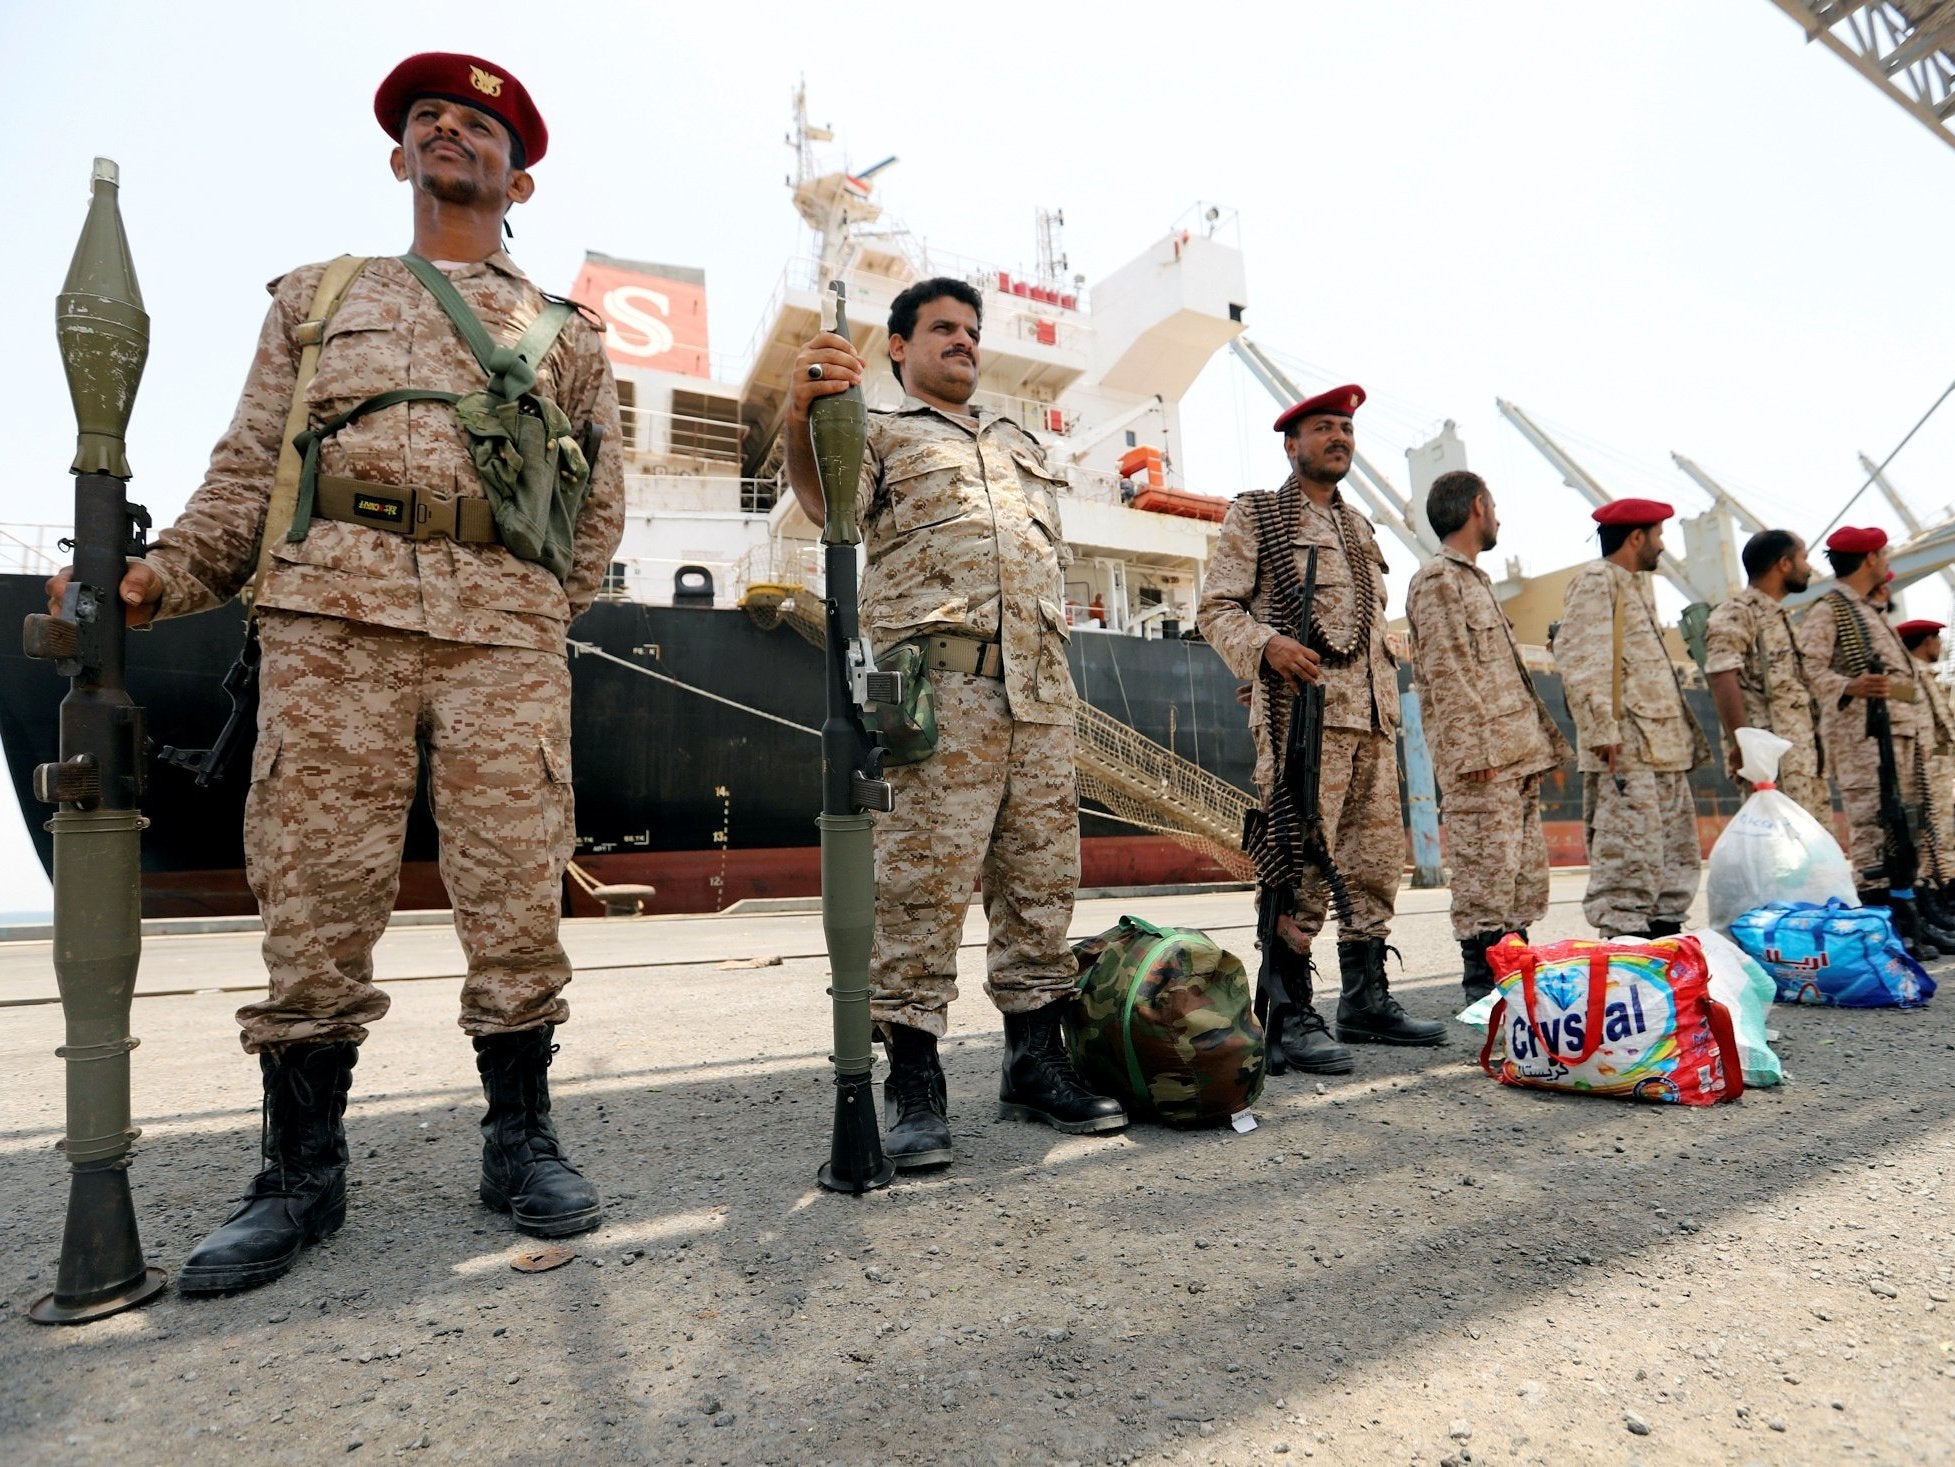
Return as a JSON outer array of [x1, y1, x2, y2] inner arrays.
[[287, 388, 460, 542], [396, 253, 575, 402], [247, 255, 369, 607]]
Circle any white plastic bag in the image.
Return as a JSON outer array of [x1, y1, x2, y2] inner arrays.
[[1690, 927, 1784, 1086], [1705, 727, 1855, 933]]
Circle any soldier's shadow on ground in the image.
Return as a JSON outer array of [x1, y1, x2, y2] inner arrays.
[[6, 990, 1953, 1465]]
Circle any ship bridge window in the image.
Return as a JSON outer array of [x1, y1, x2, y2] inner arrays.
[[1228, 303, 1245, 323], [1124, 430, 1138, 448], [617, 379, 639, 451], [670, 389, 743, 463], [602, 561, 628, 597]]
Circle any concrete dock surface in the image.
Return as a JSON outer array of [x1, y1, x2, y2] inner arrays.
[[4, 873, 1953, 1465]]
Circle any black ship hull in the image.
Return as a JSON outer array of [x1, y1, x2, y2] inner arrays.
[[0, 574, 1749, 918]]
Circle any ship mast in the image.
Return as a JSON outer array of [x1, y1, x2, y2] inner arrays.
[[787, 83, 897, 286]]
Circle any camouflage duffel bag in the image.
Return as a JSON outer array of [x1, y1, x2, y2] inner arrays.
[[1063, 915, 1266, 1128]]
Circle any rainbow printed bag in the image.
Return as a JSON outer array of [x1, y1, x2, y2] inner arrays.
[[1479, 936, 1745, 1106]]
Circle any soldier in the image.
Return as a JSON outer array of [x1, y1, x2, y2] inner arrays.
[[1703, 529, 1831, 829], [1404, 471, 1572, 1003], [1796, 527, 1954, 954], [47, 54, 626, 1290], [1897, 618, 1955, 925], [1198, 384, 1446, 1062], [1555, 500, 1712, 938], [785, 277, 1125, 1170]]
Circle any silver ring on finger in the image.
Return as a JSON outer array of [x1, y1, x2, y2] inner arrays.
[[808, 363, 825, 381]]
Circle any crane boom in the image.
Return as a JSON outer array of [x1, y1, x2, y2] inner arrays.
[[1765, 1, 1955, 157]]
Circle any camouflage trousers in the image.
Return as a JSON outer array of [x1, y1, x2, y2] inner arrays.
[[1832, 731, 1921, 883], [1440, 771, 1550, 940], [1737, 767, 1835, 839], [1927, 750, 1955, 883], [1264, 725, 1403, 943], [870, 671, 1079, 1036], [1580, 769, 1700, 938], [234, 610, 576, 1052]]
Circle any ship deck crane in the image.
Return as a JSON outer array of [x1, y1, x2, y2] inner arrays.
[[1495, 399, 1725, 605], [1765, 2, 1955, 156], [1229, 338, 1439, 561]]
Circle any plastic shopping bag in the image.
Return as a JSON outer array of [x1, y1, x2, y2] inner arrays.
[[1705, 727, 1856, 932], [1690, 927, 1784, 1086], [1728, 899, 1936, 1008]]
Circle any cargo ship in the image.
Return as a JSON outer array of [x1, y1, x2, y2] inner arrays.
[[0, 88, 1748, 919]]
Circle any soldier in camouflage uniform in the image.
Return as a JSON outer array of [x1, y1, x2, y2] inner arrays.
[[1796, 527, 1955, 955], [1703, 529, 1832, 830], [1555, 500, 1712, 939], [787, 276, 1125, 1170], [50, 54, 624, 1290], [1405, 471, 1571, 1003], [1898, 618, 1955, 930], [1199, 384, 1446, 1064]]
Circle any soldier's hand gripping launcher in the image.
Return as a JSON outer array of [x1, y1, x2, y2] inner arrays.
[[23, 159, 168, 1324], [810, 280, 898, 1194]]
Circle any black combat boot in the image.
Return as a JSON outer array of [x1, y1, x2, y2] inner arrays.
[[1460, 933, 1498, 1005], [998, 1002, 1128, 1134], [179, 1040, 358, 1294], [1910, 888, 1955, 951], [474, 1026, 602, 1237], [1865, 887, 1939, 962], [881, 1023, 953, 1170], [1264, 942, 1353, 1075], [1336, 939, 1448, 1047], [1646, 919, 1686, 938]]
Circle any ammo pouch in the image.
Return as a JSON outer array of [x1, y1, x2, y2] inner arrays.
[[865, 639, 939, 766], [287, 254, 591, 585]]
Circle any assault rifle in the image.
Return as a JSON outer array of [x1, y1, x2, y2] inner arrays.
[[1254, 547, 1349, 1071], [1865, 652, 1922, 898]]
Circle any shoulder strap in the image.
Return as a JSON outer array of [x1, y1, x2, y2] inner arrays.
[[1609, 572, 1624, 723], [397, 254, 575, 402], [246, 255, 370, 611]]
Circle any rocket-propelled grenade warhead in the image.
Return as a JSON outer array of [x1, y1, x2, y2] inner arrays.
[[57, 158, 149, 479], [810, 280, 867, 546]]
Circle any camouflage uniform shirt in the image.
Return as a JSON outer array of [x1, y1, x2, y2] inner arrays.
[[1702, 585, 1824, 780], [1198, 486, 1398, 740], [145, 252, 626, 651], [1555, 558, 1708, 773], [1797, 582, 1926, 766], [1405, 545, 1570, 785], [858, 398, 1075, 725]]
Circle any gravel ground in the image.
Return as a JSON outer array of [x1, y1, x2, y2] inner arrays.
[[4, 876, 1953, 1466]]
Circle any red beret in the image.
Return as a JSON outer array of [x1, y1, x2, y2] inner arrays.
[[1825, 526, 1888, 554], [1274, 384, 1365, 434], [375, 52, 548, 167], [1590, 498, 1673, 527], [1897, 619, 1945, 640]]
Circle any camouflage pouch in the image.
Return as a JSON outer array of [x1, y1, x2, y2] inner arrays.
[[865, 640, 939, 766], [1064, 915, 1266, 1127], [449, 389, 590, 583]]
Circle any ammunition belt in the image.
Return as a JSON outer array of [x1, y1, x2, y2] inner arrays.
[[919, 634, 1005, 679], [310, 475, 500, 545]]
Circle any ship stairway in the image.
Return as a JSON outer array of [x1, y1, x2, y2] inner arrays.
[[737, 587, 1254, 878]]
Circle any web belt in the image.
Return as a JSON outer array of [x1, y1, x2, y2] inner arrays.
[[310, 475, 500, 545]]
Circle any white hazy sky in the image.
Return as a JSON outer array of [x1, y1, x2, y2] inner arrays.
[[3, 0, 1953, 917]]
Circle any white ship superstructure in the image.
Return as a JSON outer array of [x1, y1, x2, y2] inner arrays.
[[592, 86, 1250, 641]]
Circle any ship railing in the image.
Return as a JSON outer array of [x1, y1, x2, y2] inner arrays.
[[622, 468, 781, 515], [0, 523, 66, 577], [1062, 467, 1125, 506], [617, 404, 745, 464]]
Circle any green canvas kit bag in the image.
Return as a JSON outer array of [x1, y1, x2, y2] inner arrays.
[[1064, 916, 1266, 1128]]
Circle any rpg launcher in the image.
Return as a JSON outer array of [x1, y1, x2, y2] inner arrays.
[[22, 159, 169, 1324], [1254, 546, 1352, 1071], [810, 280, 898, 1194]]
